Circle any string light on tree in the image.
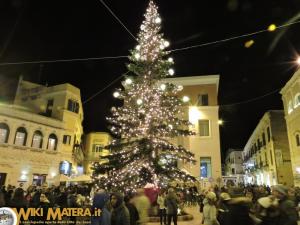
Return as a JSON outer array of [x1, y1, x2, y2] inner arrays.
[[125, 78, 133, 85], [155, 17, 161, 24], [160, 84, 166, 91], [92, 0, 196, 193], [164, 41, 170, 47], [136, 99, 143, 105], [113, 91, 120, 98], [168, 68, 175, 76]]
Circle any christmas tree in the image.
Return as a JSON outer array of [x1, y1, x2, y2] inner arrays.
[[92, 0, 196, 192]]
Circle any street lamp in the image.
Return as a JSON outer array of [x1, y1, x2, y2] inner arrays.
[[297, 57, 300, 66]]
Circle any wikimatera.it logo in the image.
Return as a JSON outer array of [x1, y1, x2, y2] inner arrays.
[[0, 207, 101, 225]]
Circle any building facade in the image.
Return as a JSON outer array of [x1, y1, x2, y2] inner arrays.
[[83, 132, 111, 175], [243, 111, 293, 186], [166, 75, 222, 185], [280, 68, 300, 186], [0, 78, 84, 188], [225, 149, 244, 176]]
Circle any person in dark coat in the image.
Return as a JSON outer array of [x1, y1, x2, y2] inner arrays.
[[9, 188, 27, 211], [124, 195, 139, 225], [110, 193, 130, 225], [272, 185, 298, 225], [227, 194, 254, 225], [91, 191, 111, 225], [164, 188, 178, 225]]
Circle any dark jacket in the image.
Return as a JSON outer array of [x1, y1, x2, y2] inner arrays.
[[227, 197, 254, 225], [125, 202, 139, 225], [111, 193, 130, 225], [217, 201, 231, 225], [164, 193, 178, 215], [277, 197, 298, 225], [91, 192, 111, 225]]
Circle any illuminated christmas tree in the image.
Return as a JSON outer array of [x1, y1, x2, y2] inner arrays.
[[92, 0, 196, 192]]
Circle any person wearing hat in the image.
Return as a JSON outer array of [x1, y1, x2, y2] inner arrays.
[[110, 192, 130, 225], [272, 185, 298, 225], [217, 193, 231, 225], [253, 196, 279, 225], [202, 192, 219, 225]]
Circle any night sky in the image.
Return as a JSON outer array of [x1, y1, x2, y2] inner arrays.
[[0, 0, 300, 159]]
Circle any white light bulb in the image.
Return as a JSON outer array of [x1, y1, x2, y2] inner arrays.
[[160, 84, 166, 90], [177, 85, 183, 91], [297, 57, 300, 65], [164, 41, 170, 47], [168, 57, 173, 63], [168, 124, 173, 129], [137, 99, 143, 105], [160, 45, 165, 50], [155, 17, 161, 24], [113, 91, 120, 98], [168, 68, 175, 76], [136, 45, 141, 50], [125, 78, 132, 85], [140, 24, 145, 30], [182, 96, 190, 102], [135, 53, 140, 59]]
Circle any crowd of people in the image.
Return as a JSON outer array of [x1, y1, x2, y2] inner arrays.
[[1, 182, 300, 225], [199, 184, 300, 225]]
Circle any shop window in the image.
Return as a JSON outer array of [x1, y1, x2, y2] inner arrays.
[[200, 157, 212, 178]]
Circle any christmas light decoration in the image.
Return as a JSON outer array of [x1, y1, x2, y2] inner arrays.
[[168, 68, 175, 76], [125, 78, 133, 85], [268, 24, 276, 32], [160, 84, 166, 91], [92, 0, 196, 193], [136, 99, 143, 105], [113, 91, 120, 98], [168, 57, 174, 63]]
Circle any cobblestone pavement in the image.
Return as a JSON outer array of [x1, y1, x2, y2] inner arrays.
[[148, 206, 202, 225]]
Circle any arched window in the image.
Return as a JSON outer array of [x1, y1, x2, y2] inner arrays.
[[0, 123, 10, 143], [295, 93, 300, 108], [47, 133, 57, 150], [32, 130, 43, 148], [296, 134, 300, 147], [14, 127, 27, 146], [288, 101, 293, 114]]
